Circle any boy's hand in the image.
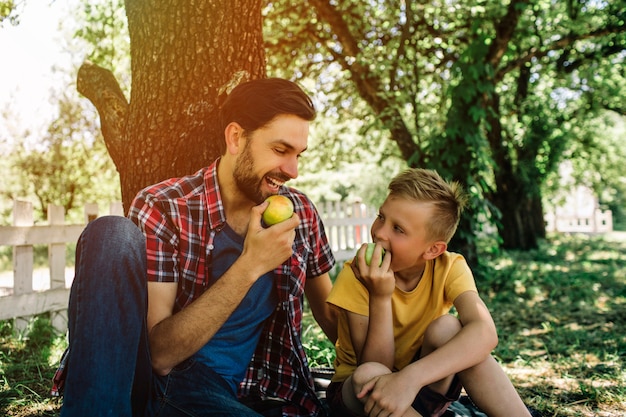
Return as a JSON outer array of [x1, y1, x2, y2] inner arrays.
[[358, 371, 420, 417], [352, 243, 395, 298]]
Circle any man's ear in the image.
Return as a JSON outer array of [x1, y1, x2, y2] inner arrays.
[[224, 122, 243, 155], [424, 241, 447, 260]]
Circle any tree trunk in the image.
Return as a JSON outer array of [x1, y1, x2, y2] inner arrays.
[[491, 180, 541, 250], [78, 0, 265, 212], [486, 92, 544, 250], [532, 195, 546, 240]]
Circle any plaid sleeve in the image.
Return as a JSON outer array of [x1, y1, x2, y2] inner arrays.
[[50, 347, 69, 397], [290, 191, 335, 278], [128, 189, 179, 283]]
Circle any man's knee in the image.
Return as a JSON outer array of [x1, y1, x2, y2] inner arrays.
[[80, 216, 144, 251], [86, 215, 141, 238], [75, 216, 146, 276]]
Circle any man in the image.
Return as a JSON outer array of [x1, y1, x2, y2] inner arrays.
[[56, 78, 337, 417]]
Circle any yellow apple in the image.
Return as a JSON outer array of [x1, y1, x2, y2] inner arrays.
[[364, 243, 385, 266], [262, 195, 294, 226]]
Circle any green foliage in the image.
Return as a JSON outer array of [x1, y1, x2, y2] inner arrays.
[[292, 156, 403, 208], [74, 0, 130, 96], [565, 112, 626, 229], [0, 0, 20, 27], [301, 321, 336, 368], [1, 0, 129, 226], [1, 92, 121, 224], [478, 233, 626, 415]]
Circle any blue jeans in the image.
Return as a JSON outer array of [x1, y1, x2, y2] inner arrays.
[[151, 357, 264, 416], [59, 216, 263, 417]]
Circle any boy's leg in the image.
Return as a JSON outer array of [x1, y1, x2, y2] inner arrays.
[[419, 314, 462, 395], [424, 314, 530, 416], [60, 216, 151, 417], [326, 380, 362, 417], [344, 362, 391, 414], [410, 315, 463, 417], [458, 355, 531, 417]]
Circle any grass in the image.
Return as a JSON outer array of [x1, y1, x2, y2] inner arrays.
[[477, 234, 626, 416], [0, 318, 66, 416], [2, 233, 625, 416]]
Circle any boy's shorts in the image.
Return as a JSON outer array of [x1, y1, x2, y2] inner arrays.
[[326, 375, 462, 417]]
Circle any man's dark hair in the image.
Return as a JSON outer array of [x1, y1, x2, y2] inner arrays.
[[218, 78, 316, 152]]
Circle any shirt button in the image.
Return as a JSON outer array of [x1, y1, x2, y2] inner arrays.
[[208, 244, 214, 250]]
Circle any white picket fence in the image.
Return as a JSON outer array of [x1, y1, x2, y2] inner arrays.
[[0, 200, 125, 332], [318, 201, 377, 264], [0, 200, 376, 332]]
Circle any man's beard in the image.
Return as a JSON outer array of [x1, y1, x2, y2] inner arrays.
[[233, 140, 265, 204]]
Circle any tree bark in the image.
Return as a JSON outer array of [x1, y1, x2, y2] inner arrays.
[[485, 91, 544, 250], [491, 183, 541, 250], [78, 0, 266, 212]]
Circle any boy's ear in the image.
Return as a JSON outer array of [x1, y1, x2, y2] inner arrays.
[[224, 122, 244, 155], [424, 241, 447, 260]]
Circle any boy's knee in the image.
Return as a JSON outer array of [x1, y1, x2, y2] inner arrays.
[[424, 314, 462, 348], [352, 362, 391, 387]]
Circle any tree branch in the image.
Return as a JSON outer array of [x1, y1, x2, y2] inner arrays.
[[307, 0, 360, 57], [495, 25, 625, 82], [76, 61, 129, 167], [487, 0, 529, 68]]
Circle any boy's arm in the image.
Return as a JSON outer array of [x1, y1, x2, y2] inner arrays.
[[305, 272, 338, 343], [349, 243, 396, 369], [346, 301, 395, 369], [402, 290, 497, 384]]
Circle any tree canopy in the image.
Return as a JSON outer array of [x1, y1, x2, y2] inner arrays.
[[264, 0, 626, 256]]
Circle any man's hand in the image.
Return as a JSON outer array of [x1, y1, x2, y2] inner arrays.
[[358, 371, 421, 417], [241, 200, 299, 279]]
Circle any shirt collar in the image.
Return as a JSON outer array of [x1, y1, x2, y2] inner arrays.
[[204, 157, 227, 232]]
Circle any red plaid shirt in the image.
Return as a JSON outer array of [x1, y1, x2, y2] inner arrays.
[[128, 158, 335, 416]]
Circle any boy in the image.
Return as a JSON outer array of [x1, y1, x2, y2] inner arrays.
[[325, 168, 531, 417]]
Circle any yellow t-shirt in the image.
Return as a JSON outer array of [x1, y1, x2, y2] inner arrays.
[[327, 251, 477, 383]]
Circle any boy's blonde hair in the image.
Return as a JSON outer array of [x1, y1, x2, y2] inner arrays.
[[388, 168, 467, 243]]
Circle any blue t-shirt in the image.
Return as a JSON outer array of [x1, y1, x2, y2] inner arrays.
[[194, 224, 278, 393]]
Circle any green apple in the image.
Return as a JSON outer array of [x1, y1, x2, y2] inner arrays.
[[364, 243, 385, 266], [262, 195, 294, 226]]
